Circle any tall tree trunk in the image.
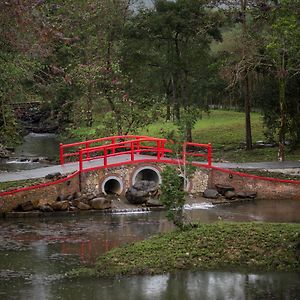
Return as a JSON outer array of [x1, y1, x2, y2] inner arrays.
[[185, 124, 192, 142], [166, 97, 171, 121], [278, 77, 286, 162], [241, 0, 252, 150], [244, 74, 252, 150]]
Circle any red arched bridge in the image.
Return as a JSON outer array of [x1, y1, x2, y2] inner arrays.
[[1, 135, 300, 202], [0, 135, 212, 197], [59, 135, 212, 172]]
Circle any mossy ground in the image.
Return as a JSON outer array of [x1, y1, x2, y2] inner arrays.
[[72, 222, 300, 278]]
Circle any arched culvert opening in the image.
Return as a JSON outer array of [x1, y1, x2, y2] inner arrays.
[[132, 166, 161, 186], [101, 176, 123, 195]]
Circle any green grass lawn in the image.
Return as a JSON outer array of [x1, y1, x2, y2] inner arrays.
[[140, 110, 264, 148], [66, 109, 300, 162]]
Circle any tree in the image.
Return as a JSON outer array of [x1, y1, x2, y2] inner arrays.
[[263, 1, 300, 161], [123, 0, 223, 141], [0, 1, 53, 144]]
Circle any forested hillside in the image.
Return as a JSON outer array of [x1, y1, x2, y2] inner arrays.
[[1, 0, 300, 161]]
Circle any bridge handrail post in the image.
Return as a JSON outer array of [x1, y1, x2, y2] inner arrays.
[[79, 149, 83, 172], [130, 142, 134, 162], [86, 142, 90, 159], [157, 140, 161, 160], [104, 147, 108, 166], [137, 138, 140, 155], [160, 140, 165, 158], [207, 143, 212, 167], [111, 138, 115, 155], [59, 143, 64, 165]]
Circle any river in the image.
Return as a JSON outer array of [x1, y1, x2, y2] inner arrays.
[[0, 133, 300, 299], [0, 201, 299, 300], [0, 133, 60, 172]]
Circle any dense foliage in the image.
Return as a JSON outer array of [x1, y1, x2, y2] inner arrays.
[[1, 0, 300, 160]]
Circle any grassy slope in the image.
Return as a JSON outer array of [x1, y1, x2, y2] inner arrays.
[[67, 109, 300, 162], [73, 222, 300, 278]]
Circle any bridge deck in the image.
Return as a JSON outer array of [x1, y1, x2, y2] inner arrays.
[[0, 154, 172, 182], [1, 154, 300, 183]]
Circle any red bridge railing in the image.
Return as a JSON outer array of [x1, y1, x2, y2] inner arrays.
[[77, 137, 172, 172], [60, 135, 213, 172], [0, 136, 212, 197], [60, 135, 153, 165], [184, 142, 212, 167]]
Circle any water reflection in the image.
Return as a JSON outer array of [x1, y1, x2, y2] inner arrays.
[[47, 271, 300, 300], [0, 205, 299, 299]]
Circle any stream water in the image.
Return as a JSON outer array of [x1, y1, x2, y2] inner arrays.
[[0, 133, 60, 172], [0, 201, 299, 300]]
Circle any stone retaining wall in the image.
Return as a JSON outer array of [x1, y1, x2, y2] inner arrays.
[[209, 168, 300, 200], [0, 175, 80, 213], [1, 163, 300, 214]]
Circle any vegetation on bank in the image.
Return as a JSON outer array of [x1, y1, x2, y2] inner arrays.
[[72, 222, 300, 278], [0, 178, 43, 193]]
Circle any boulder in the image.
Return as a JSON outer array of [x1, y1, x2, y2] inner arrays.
[[73, 191, 82, 199], [39, 205, 54, 212], [51, 201, 69, 211], [203, 189, 219, 199], [77, 202, 90, 210], [90, 198, 111, 210], [215, 184, 235, 196], [69, 206, 78, 212], [87, 194, 95, 201], [224, 190, 236, 200], [133, 180, 158, 193], [125, 180, 159, 205], [146, 199, 163, 207], [237, 191, 257, 199], [20, 201, 35, 212], [75, 195, 89, 205], [56, 195, 65, 201]]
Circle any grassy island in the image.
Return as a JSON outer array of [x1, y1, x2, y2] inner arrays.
[[74, 222, 300, 278]]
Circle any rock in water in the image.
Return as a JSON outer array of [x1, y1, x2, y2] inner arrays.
[[225, 190, 236, 200], [90, 198, 111, 210], [126, 180, 159, 205], [20, 201, 35, 212], [51, 201, 69, 211], [203, 189, 219, 199], [215, 184, 235, 196], [146, 199, 163, 207], [77, 202, 90, 210]]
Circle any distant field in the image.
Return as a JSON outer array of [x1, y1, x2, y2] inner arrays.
[[68, 109, 300, 162], [141, 110, 265, 148]]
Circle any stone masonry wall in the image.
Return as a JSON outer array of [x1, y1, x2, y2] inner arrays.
[[0, 175, 80, 213], [209, 169, 300, 200]]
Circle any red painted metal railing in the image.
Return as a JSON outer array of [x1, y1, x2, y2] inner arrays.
[[77, 137, 171, 172], [184, 142, 212, 167], [60, 135, 153, 165]]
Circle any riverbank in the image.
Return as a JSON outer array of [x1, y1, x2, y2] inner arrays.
[[73, 222, 300, 278]]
